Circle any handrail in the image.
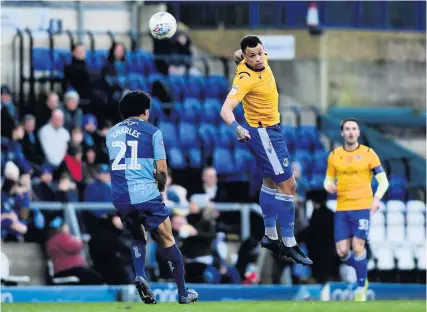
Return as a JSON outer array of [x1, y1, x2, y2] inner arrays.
[[31, 201, 263, 240]]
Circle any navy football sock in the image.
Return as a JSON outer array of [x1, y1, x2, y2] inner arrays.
[[275, 193, 296, 247], [341, 251, 356, 267], [159, 244, 188, 297], [353, 251, 368, 288], [131, 239, 147, 279], [259, 185, 278, 239]]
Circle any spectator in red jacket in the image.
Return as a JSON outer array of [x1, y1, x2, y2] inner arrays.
[[45, 217, 103, 285]]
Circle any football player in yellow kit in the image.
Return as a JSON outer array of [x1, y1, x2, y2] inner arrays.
[[324, 118, 389, 301], [220, 36, 312, 265]]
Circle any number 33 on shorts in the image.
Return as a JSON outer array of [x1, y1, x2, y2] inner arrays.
[[358, 219, 369, 231]]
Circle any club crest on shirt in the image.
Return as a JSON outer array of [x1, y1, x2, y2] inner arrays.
[[229, 85, 239, 96], [283, 157, 289, 168], [356, 155, 361, 161]]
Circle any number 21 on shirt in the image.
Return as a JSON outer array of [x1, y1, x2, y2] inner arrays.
[[111, 140, 141, 171]]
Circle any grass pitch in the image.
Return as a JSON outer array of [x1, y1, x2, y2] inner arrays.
[[2, 301, 425, 312]]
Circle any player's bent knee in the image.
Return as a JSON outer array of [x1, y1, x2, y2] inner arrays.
[[277, 177, 297, 195], [155, 218, 176, 248], [352, 239, 366, 256], [336, 246, 350, 258]]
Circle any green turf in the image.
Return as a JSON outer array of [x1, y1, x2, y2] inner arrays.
[[2, 301, 425, 312]]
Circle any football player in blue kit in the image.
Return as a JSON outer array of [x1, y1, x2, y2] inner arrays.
[[106, 91, 198, 304]]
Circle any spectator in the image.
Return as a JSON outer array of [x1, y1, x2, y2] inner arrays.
[[190, 167, 229, 203], [170, 31, 193, 75], [292, 161, 310, 230], [101, 42, 128, 108], [68, 127, 84, 151], [165, 169, 189, 209], [63, 146, 83, 184], [1, 125, 32, 174], [93, 120, 112, 164], [81, 114, 99, 149], [37, 92, 60, 129], [1, 85, 17, 121], [82, 147, 97, 185], [55, 173, 79, 204], [1, 162, 28, 241], [45, 217, 104, 285], [297, 189, 340, 284], [63, 43, 93, 102], [20, 114, 45, 167], [38, 109, 70, 168], [62, 91, 83, 131], [32, 165, 56, 202]]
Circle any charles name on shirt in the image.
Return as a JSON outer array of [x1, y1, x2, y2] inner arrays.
[[110, 126, 141, 139]]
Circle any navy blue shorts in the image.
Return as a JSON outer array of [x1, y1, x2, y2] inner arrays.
[[334, 209, 370, 243], [245, 124, 293, 183], [114, 195, 171, 232]]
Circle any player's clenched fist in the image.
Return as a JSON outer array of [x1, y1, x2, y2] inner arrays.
[[325, 183, 337, 194], [370, 197, 381, 215], [235, 124, 251, 142]]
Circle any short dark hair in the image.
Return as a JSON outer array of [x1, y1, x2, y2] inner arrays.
[[119, 91, 151, 120], [240, 35, 263, 53], [340, 118, 359, 130]]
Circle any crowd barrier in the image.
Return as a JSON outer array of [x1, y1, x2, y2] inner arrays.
[[2, 283, 425, 303]]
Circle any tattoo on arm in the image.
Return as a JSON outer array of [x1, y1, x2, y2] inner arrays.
[[235, 125, 247, 140]]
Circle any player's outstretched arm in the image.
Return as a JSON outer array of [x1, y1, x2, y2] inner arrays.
[[155, 159, 167, 192], [220, 98, 251, 142], [234, 49, 243, 65]]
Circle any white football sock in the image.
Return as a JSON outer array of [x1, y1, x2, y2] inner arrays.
[[282, 236, 296, 247], [265, 227, 278, 240]]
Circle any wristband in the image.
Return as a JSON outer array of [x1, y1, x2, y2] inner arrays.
[[229, 121, 240, 132]]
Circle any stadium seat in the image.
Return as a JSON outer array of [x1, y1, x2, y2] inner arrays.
[[407, 226, 425, 245], [386, 200, 406, 212], [205, 74, 228, 99], [281, 126, 296, 153], [198, 123, 217, 155], [187, 147, 203, 168], [395, 247, 415, 270], [180, 98, 202, 122], [168, 74, 186, 100], [185, 75, 205, 98], [312, 151, 328, 174], [386, 211, 405, 226], [215, 124, 237, 148], [415, 247, 426, 270], [178, 122, 200, 148], [375, 247, 395, 270], [368, 258, 376, 271], [326, 200, 336, 212], [32, 48, 59, 72], [295, 130, 312, 151], [369, 225, 385, 242], [371, 211, 385, 226], [234, 147, 255, 173], [406, 211, 425, 226], [386, 225, 405, 243], [294, 150, 312, 176], [149, 97, 164, 122], [128, 73, 149, 92], [213, 148, 236, 175], [388, 175, 408, 201], [406, 200, 426, 213], [309, 174, 325, 189], [157, 122, 179, 147], [201, 98, 221, 124], [167, 147, 186, 169]]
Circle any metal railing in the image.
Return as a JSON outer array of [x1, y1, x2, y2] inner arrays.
[[31, 201, 262, 241]]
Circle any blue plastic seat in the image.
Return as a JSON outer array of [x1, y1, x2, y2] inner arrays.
[[295, 130, 313, 151], [169, 74, 186, 101], [213, 148, 236, 175], [234, 103, 245, 124], [205, 75, 228, 99], [149, 97, 164, 123], [158, 122, 179, 147], [294, 150, 312, 176], [199, 123, 218, 157], [167, 147, 186, 169], [234, 147, 256, 173], [309, 174, 325, 189], [188, 147, 203, 168], [128, 74, 149, 92], [215, 124, 236, 148], [178, 122, 200, 148], [388, 175, 408, 201], [312, 151, 329, 175], [201, 98, 221, 123], [180, 98, 202, 122], [281, 125, 296, 154], [32, 48, 58, 71], [184, 75, 205, 98]]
